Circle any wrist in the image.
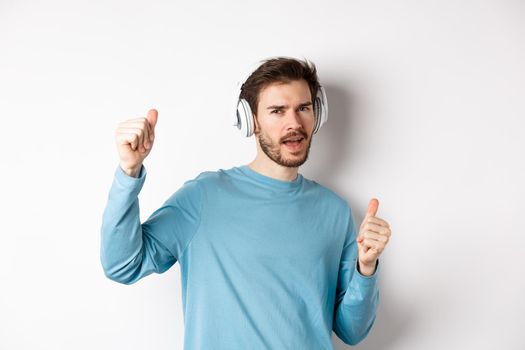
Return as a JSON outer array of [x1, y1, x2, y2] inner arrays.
[[358, 259, 377, 276], [120, 163, 142, 178]]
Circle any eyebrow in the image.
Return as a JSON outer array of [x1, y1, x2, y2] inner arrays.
[[266, 101, 313, 110]]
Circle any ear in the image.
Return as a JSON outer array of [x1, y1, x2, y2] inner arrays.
[[252, 113, 259, 134]]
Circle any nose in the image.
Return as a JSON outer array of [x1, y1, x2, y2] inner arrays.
[[284, 110, 303, 131]]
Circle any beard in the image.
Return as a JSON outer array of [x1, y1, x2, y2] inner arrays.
[[256, 129, 312, 168]]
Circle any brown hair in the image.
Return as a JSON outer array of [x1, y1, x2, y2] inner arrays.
[[239, 57, 321, 117]]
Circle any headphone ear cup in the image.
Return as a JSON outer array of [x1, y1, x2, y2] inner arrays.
[[237, 98, 254, 137], [314, 96, 322, 133], [313, 86, 328, 134]]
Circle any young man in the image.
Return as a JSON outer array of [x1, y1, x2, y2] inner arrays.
[[100, 57, 392, 349]]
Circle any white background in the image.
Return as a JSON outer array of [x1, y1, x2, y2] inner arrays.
[[1, 0, 524, 349]]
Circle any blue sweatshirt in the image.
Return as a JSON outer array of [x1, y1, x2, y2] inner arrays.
[[100, 164, 379, 349]]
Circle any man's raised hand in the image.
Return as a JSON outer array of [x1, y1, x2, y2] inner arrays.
[[115, 109, 158, 177], [356, 198, 392, 276]]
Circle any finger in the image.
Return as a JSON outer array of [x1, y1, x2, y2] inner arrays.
[[356, 236, 367, 253], [142, 118, 151, 151], [119, 121, 152, 129], [144, 120, 153, 149], [357, 238, 370, 254], [146, 109, 158, 139], [362, 231, 389, 244], [117, 127, 144, 134], [117, 127, 144, 150], [118, 126, 147, 152], [362, 223, 391, 236], [365, 216, 390, 228], [147, 114, 155, 142], [366, 198, 379, 218], [362, 238, 385, 253], [125, 116, 154, 122], [120, 122, 150, 150], [146, 118, 155, 148], [116, 131, 140, 151], [132, 119, 146, 153]]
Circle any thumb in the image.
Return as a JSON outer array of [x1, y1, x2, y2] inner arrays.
[[358, 198, 379, 245], [146, 108, 158, 130], [366, 198, 379, 218]]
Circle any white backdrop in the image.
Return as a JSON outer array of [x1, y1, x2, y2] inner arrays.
[[1, 0, 524, 349]]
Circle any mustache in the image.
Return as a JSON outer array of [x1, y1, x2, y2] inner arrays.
[[280, 130, 308, 143]]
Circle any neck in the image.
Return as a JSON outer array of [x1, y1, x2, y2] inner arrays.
[[247, 155, 299, 182]]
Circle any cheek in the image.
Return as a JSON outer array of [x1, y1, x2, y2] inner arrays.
[[304, 116, 315, 135], [258, 127, 280, 143], [259, 120, 281, 138]]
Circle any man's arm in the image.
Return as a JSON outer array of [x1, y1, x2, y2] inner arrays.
[[332, 207, 380, 345], [100, 164, 167, 284], [100, 164, 203, 284], [100, 109, 204, 285]]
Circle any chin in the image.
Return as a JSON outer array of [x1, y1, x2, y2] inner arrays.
[[281, 154, 309, 168]]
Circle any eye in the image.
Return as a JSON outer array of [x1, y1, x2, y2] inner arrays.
[[271, 109, 283, 114], [300, 106, 310, 112]]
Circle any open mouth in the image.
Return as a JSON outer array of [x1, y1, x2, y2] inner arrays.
[[282, 137, 305, 150]]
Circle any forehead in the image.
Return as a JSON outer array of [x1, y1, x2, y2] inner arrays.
[[258, 79, 311, 106]]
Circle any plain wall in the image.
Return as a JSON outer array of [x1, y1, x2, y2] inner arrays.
[[1, 0, 524, 349]]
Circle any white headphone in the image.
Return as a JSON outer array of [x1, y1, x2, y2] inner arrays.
[[232, 56, 328, 137]]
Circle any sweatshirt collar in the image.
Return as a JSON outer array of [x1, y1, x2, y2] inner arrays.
[[237, 165, 303, 190]]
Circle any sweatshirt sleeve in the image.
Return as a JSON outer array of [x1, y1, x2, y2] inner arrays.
[[100, 164, 203, 285], [332, 205, 380, 345]]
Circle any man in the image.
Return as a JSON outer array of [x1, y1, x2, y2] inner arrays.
[[100, 57, 392, 349]]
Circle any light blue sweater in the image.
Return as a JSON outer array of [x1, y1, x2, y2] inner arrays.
[[100, 164, 379, 349]]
